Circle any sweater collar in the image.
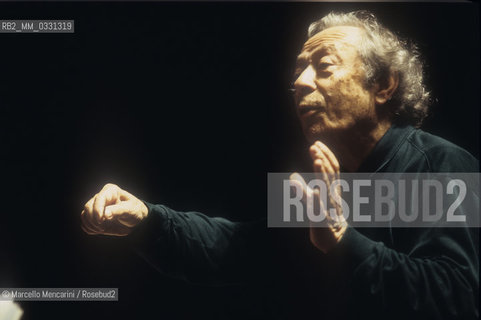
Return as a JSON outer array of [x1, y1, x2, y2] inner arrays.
[[356, 124, 416, 173]]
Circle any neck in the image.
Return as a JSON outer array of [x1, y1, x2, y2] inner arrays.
[[317, 121, 392, 172]]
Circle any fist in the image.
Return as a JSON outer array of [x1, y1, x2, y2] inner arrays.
[[81, 183, 149, 236]]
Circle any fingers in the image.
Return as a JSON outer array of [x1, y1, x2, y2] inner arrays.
[[81, 183, 146, 236], [92, 184, 121, 224], [289, 172, 312, 199], [310, 145, 331, 189], [83, 197, 105, 233], [309, 142, 344, 222], [92, 194, 108, 224], [289, 172, 322, 209], [310, 142, 340, 186], [310, 141, 340, 172], [118, 188, 135, 202], [81, 209, 131, 236], [95, 219, 132, 237], [290, 172, 326, 227], [104, 201, 135, 225], [315, 141, 340, 172], [81, 209, 104, 235], [81, 183, 121, 235]]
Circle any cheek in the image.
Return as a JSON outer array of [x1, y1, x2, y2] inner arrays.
[[326, 80, 373, 120], [327, 77, 362, 103], [339, 79, 370, 104]]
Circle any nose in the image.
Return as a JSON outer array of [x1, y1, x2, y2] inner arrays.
[[294, 65, 316, 98]]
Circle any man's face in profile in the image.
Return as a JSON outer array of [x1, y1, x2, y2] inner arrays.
[[294, 26, 379, 142]]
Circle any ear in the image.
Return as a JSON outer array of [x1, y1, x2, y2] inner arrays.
[[374, 71, 399, 105]]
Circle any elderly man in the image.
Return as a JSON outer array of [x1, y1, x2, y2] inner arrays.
[[81, 11, 478, 319]]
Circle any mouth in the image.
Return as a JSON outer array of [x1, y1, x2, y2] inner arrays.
[[297, 105, 323, 116]]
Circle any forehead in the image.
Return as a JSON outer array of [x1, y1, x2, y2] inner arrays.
[[300, 26, 364, 55]]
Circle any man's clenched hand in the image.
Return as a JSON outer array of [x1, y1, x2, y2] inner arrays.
[[81, 183, 149, 236]]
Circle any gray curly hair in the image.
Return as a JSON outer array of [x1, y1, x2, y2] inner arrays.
[[308, 10, 431, 127]]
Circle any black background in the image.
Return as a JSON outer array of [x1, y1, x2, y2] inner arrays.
[[0, 2, 479, 319]]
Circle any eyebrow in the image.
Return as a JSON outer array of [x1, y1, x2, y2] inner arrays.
[[296, 46, 331, 66]]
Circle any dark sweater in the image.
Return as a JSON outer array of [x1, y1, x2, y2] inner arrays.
[[128, 125, 479, 319]]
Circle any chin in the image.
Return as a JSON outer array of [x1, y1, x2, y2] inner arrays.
[[304, 123, 341, 144], [303, 125, 324, 142]]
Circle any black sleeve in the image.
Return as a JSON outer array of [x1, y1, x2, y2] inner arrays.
[[126, 201, 267, 286], [325, 138, 480, 319], [328, 225, 479, 319]]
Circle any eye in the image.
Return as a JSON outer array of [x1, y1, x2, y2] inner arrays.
[[317, 62, 332, 71]]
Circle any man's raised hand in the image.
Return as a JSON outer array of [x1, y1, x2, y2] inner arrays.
[[81, 183, 149, 236], [290, 141, 348, 253]]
